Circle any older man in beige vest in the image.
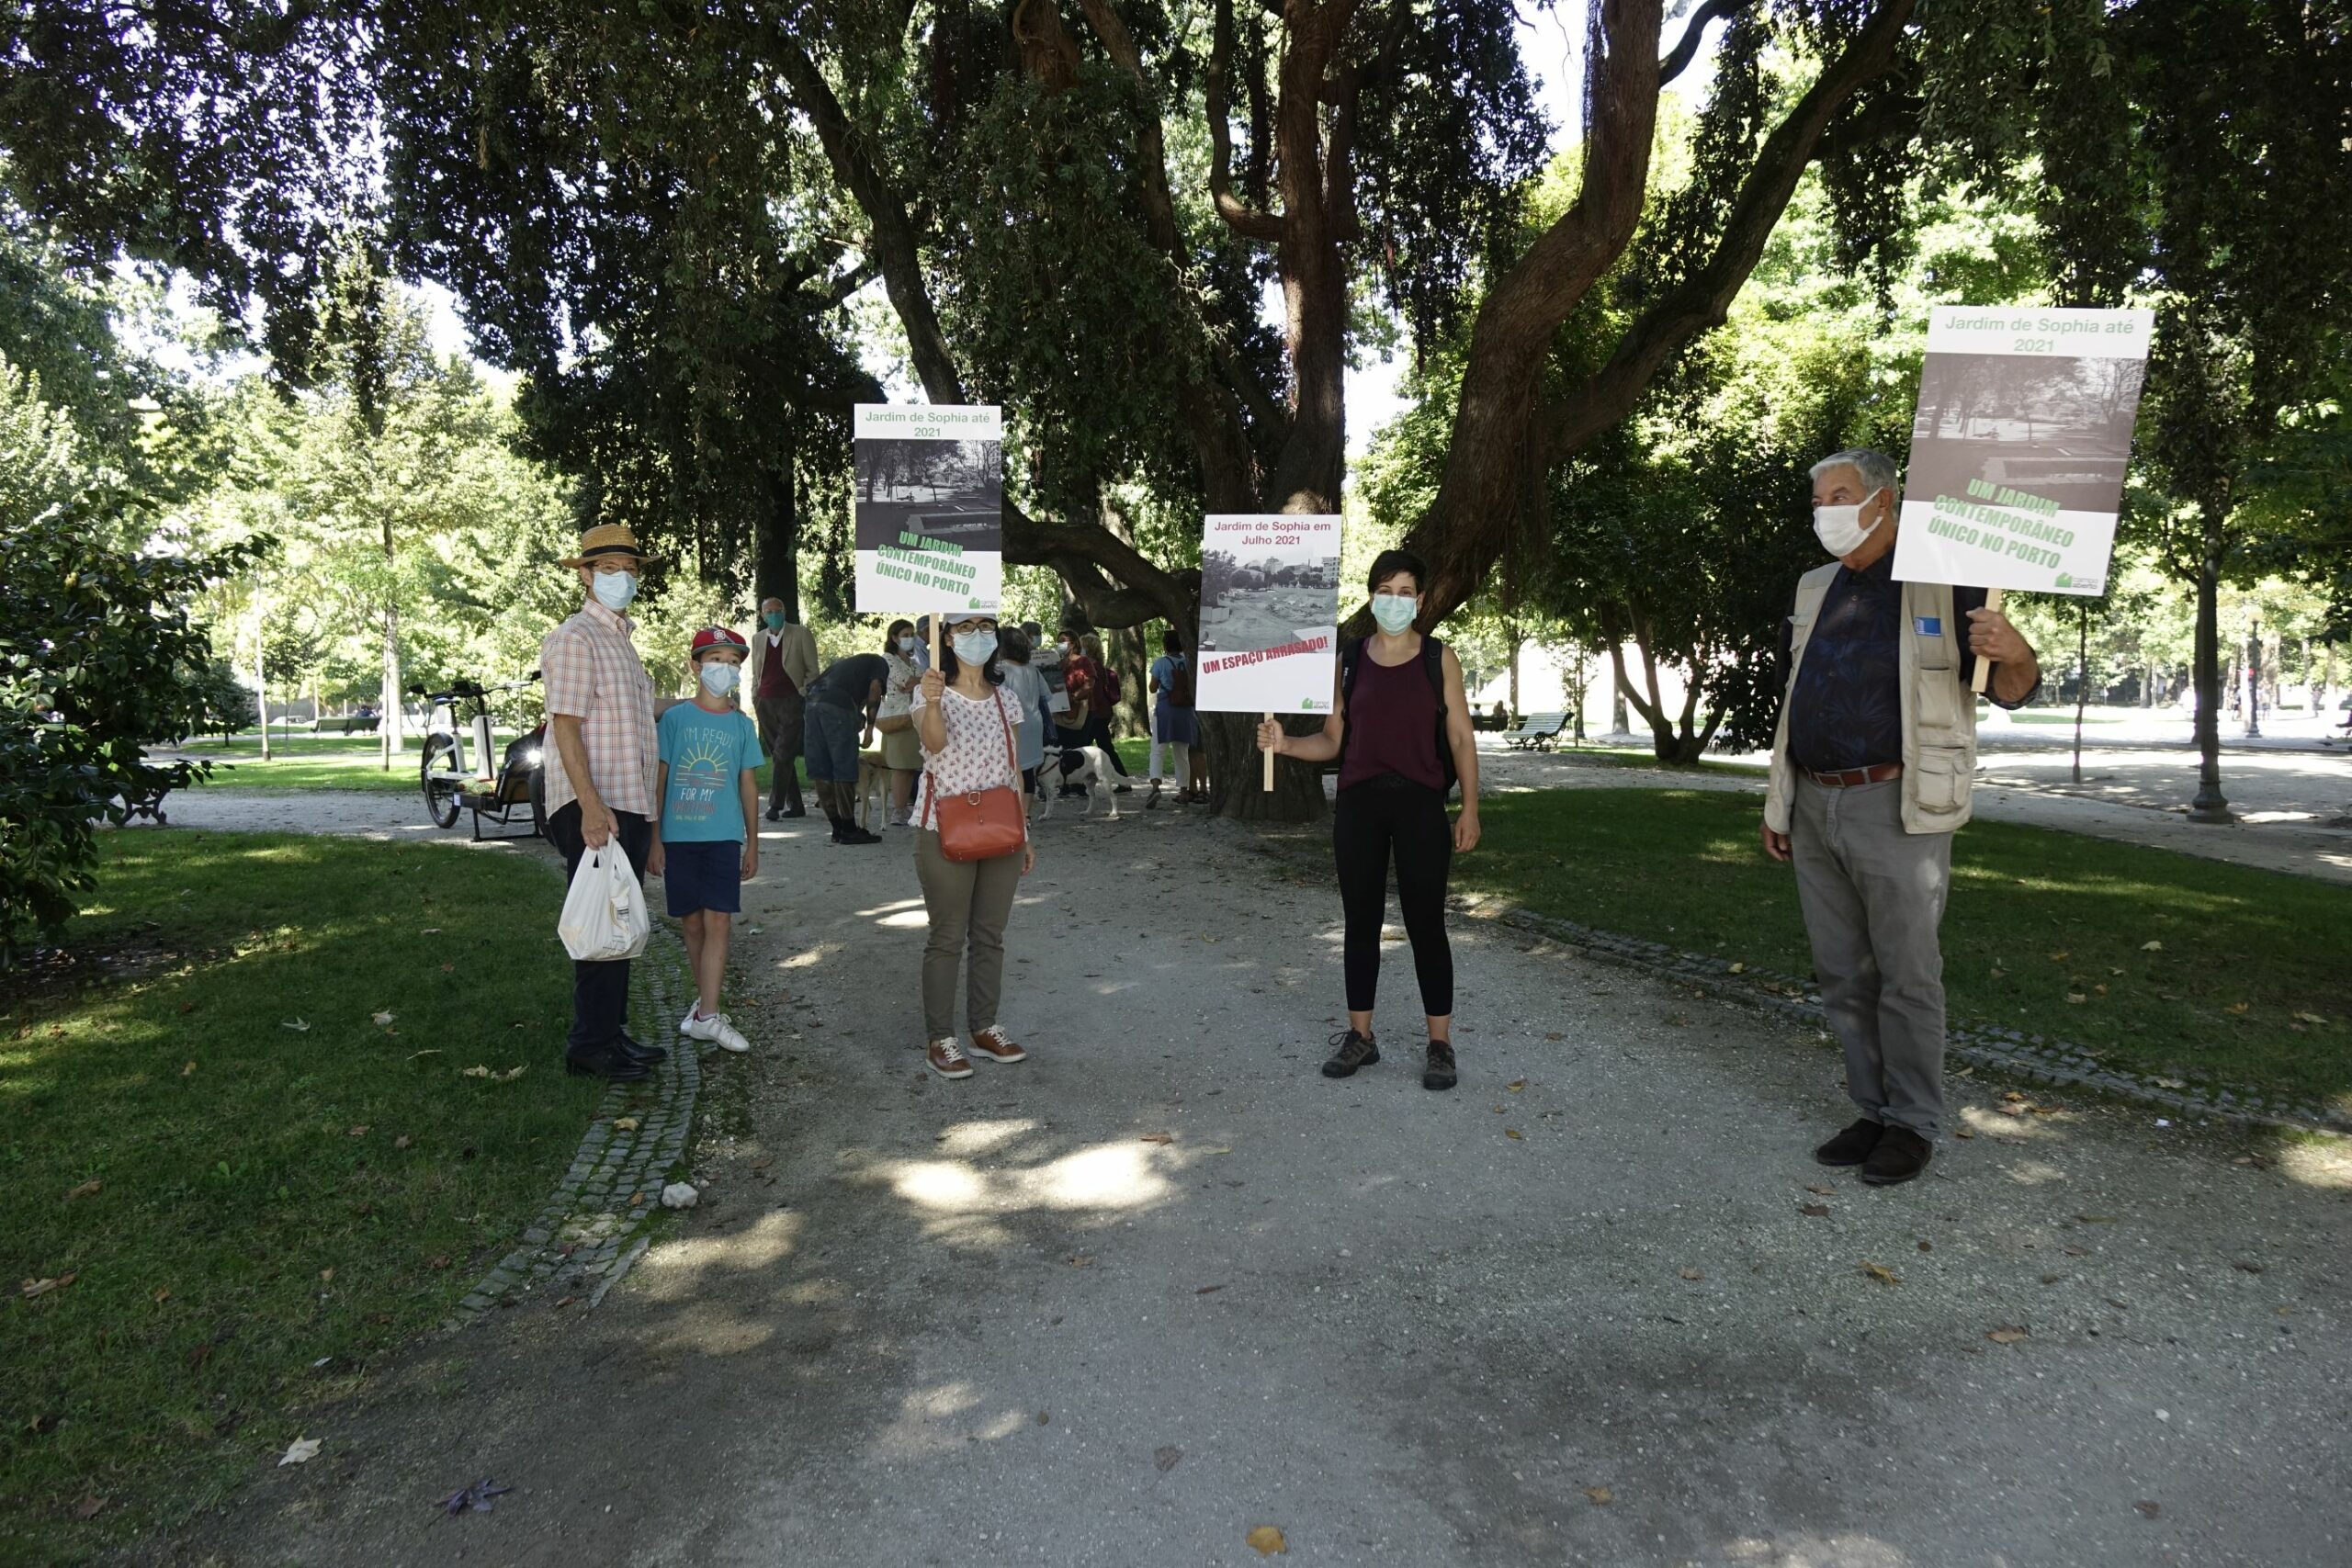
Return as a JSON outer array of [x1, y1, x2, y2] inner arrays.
[[745, 597, 820, 821], [1761, 448, 2041, 1186]]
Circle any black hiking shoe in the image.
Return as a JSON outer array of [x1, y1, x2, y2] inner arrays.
[[1422, 1040, 1458, 1091], [1860, 1126, 1933, 1186], [616, 1032, 668, 1066], [1813, 1117, 1884, 1168], [1321, 1030, 1379, 1078]]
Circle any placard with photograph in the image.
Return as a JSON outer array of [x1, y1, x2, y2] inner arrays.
[[1892, 306, 2154, 597], [1193, 513, 1342, 715], [854, 404, 1003, 615]]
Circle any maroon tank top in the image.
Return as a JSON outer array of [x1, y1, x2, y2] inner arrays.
[[1337, 646, 1444, 791]]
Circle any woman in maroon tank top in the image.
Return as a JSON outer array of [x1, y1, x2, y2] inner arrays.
[[1258, 549, 1482, 1090]]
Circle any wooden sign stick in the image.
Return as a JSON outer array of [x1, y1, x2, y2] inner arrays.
[[1970, 587, 2005, 696], [1262, 712, 1275, 792], [928, 614, 942, 672]]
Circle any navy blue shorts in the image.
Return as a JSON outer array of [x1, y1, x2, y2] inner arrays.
[[803, 701, 862, 783], [662, 839, 742, 917]]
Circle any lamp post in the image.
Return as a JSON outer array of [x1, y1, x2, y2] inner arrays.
[[2244, 619, 2263, 739]]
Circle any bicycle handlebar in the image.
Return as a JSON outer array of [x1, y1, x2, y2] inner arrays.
[[415, 671, 542, 705]]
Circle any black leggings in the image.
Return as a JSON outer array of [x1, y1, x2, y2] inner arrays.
[[1333, 777, 1453, 1019]]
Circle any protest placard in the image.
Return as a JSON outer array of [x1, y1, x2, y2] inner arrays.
[[1893, 306, 2154, 600], [854, 404, 1003, 623], [1193, 514, 1341, 786]]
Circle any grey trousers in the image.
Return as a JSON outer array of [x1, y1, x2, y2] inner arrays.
[[913, 828, 1023, 1043], [1790, 777, 1952, 1138]]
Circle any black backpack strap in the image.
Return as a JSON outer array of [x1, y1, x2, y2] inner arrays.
[[1423, 637, 1457, 795]]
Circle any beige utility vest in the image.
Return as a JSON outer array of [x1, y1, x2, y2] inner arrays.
[[1762, 564, 1977, 836]]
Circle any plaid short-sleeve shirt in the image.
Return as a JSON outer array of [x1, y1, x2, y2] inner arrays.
[[539, 601, 657, 818]]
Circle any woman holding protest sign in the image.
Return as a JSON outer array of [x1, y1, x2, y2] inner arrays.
[[1258, 549, 1481, 1090], [911, 612, 1036, 1080]]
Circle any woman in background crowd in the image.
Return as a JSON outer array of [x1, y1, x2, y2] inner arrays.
[[875, 618, 922, 827], [996, 626, 1053, 814]]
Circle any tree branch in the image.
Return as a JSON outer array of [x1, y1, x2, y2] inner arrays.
[[1209, 0, 1285, 240], [1555, 0, 1918, 457], [771, 39, 967, 405], [1660, 0, 1741, 85]]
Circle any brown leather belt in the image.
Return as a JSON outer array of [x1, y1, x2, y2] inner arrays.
[[1805, 762, 1904, 787]]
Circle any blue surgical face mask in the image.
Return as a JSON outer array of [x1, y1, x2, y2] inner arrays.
[[1370, 592, 1418, 634], [898, 634, 920, 654], [698, 661, 740, 695], [591, 569, 638, 612], [953, 629, 1000, 666]]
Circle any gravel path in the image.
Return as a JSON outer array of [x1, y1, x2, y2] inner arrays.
[[185, 798, 2350, 1568]]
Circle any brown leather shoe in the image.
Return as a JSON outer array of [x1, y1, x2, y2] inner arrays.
[[925, 1037, 973, 1079], [969, 1026, 1028, 1065], [1814, 1118, 1884, 1167], [1860, 1125, 1933, 1186]]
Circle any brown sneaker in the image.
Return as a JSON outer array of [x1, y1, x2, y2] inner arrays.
[[925, 1037, 973, 1079], [969, 1026, 1028, 1065]]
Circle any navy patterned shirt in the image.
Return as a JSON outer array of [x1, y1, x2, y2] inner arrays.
[[1781, 556, 2030, 773]]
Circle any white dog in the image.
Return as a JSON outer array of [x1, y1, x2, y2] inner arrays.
[[1037, 743, 1120, 821]]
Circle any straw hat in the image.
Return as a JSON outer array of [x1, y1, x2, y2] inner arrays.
[[559, 524, 654, 569]]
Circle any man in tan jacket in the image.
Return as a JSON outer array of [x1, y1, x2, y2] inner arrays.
[[746, 597, 820, 820], [1761, 447, 2041, 1187]]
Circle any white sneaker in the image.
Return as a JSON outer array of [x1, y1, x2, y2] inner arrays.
[[681, 1008, 752, 1054]]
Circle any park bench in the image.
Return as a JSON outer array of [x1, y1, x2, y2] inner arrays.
[[1499, 712, 1569, 750], [311, 713, 382, 735]]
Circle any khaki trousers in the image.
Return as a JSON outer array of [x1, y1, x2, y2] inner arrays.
[[1791, 776, 1952, 1138], [913, 828, 1023, 1043]]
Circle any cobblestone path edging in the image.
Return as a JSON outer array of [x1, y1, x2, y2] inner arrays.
[[1248, 835, 2351, 1137], [444, 922, 702, 1328]]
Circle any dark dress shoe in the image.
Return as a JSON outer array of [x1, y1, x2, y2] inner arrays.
[[764, 807, 784, 821], [617, 1034, 668, 1065], [1860, 1126, 1933, 1186], [1814, 1117, 1884, 1167], [565, 1047, 650, 1081], [780, 807, 807, 818]]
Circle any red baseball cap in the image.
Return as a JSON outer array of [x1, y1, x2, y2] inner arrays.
[[690, 626, 750, 660]]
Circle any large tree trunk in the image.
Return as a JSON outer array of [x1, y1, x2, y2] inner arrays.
[[1201, 710, 1326, 821], [2187, 512, 2231, 822], [756, 446, 802, 621]]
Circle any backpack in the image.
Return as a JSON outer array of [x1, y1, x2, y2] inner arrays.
[[1098, 662, 1123, 705], [1164, 655, 1195, 708], [1338, 636, 1456, 796]]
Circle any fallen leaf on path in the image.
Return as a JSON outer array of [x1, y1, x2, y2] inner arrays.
[[1582, 1486, 1612, 1506], [1860, 1261, 1901, 1287], [1506, 1079, 1526, 1092], [2047, 950, 2070, 962], [1065, 1255, 1094, 1268], [74, 1494, 105, 1518], [63, 1179, 102, 1201], [1918, 1241, 1933, 1253], [1804, 1184, 1834, 1196], [181, 1060, 198, 1076], [2134, 1501, 2161, 1519], [371, 1011, 395, 1027], [1154, 1446, 1183, 1472], [1140, 1133, 1174, 1144], [1247, 1525, 1288, 1555], [1544, 1032, 1564, 1041], [1196, 1284, 1225, 1295], [1986, 1325, 2030, 1344], [436, 1478, 513, 1516], [2293, 1010, 2328, 1026], [420, 928, 442, 935], [318, 1268, 334, 1284], [153, 1288, 170, 1303], [1727, 962, 1746, 974], [613, 1117, 640, 1133], [1679, 1268, 1703, 1280], [19, 1273, 75, 1299], [1035, 1411, 1051, 1426], [2076, 1214, 2118, 1224], [553, 1295, 577, 1309], [427, 1255, 451, 1270], [2233, 1260, 2265, 1275], [278, 1437, 322, 1467], [2141, 940, 2163, 952], [280, 1018, 310, 1032], [347, 1125, 368, 1137], [2064, 992, 2086, 1005], [1953, 1126, 1975, 1140], [394, 1135, 413, 1150], [1800, 1203, 1830, 1218], [2225, 1001, 2250, 1016], [1503, 1128, 1522, 1140]]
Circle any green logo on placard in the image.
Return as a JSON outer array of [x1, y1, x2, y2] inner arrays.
[[2055, 572, 2073, 588]]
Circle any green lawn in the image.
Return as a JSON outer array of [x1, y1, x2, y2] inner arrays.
[[180, 733, 474, 795], [1462, 789, 2352, 1111], [0, 831, 603, 1557]]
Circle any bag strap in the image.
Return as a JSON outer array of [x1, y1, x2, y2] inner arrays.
[[918, 686, 1023, 834]]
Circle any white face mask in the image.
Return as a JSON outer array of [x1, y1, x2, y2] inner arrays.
[[1813, 487, 1887, 558], [699, 661, 740, 695], [1370, 592, 1418, 634], [898, 635, 919, 654], [953, 629, 999, 666], [590, 569, 638, 611]]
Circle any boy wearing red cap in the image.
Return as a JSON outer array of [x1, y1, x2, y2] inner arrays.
[[648, 626, 762, 1054]]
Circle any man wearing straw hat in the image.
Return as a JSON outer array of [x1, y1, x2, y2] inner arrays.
[[541, 524, 663, 1082]]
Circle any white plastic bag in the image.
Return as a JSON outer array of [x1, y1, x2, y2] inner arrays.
[[558, 845, 650, 963]]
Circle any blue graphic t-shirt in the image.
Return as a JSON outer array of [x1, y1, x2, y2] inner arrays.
[[656, 702, 762, 844]]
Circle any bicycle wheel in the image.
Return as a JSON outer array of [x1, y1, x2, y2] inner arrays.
[[420, 734, 465, 829]]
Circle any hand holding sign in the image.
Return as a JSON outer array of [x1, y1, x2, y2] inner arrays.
[[1193, 513, 1343, 793]]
